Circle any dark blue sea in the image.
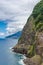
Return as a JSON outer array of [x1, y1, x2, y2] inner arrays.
[[0, 38, 25, 65]]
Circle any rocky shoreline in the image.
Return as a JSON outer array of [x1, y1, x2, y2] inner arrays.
[[12, 46, 43, 65]]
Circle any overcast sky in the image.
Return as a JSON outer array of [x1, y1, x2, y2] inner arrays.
[[0, 0, 40, 38]]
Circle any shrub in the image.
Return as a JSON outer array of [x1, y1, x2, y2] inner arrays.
[[27, 44, 36, 58], [32, 0, 43, 18]]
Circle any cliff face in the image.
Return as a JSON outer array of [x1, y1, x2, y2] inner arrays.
[[13, 16, 35, 55], [13, 0, 43, 65], [18, 16, 35, 45]]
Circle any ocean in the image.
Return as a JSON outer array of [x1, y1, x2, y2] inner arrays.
[[0, 38, 25, 65]]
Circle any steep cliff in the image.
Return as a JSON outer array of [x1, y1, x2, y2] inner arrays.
[[13, 0, 43, 65]]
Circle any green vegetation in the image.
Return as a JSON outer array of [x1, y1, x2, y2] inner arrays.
[[27, 44, 36, 58], [36, 23, 43, 31], [32, 0, 43, 32], [32, 0, 43, 18]]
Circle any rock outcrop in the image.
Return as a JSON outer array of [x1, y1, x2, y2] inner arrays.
[[13, 0, 43, 65], [24, 55, 42, 65]]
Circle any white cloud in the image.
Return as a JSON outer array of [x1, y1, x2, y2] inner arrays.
[[0, 0, 40, 20], [6, 22, 24, 36], [0, 0, 40, 37], [0, 32, 4, 36], [0, 32, 5, 38]]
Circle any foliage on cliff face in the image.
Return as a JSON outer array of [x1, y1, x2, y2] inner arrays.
[[32, 0, 43, 18], [27, 44, 36, 58], [32, 0, 43, 31]]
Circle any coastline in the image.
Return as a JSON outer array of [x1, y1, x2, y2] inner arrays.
[[12, 48, 27, 65], [13, 52, 27, 65], [14, 52, 27, 65], [18, 55, 26, 65]]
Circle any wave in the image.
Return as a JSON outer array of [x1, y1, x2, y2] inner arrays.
[[19, 59, 25, 65], [9, 47, 26, 65], [9, 47, 12, 50], [18, 55, 26, 65]]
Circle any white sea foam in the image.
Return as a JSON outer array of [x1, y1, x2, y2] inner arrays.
[[18, 55, 26, 65], [9, 47, 12, 50], [19, 59, 25, 65], [9, 47, 13, 53], [22, 55, 27, 59], [9, 47, 26, 65]]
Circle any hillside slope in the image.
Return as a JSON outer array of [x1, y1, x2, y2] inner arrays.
[[13, 0, 43, 65]]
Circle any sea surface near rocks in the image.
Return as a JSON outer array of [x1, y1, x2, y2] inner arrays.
[[0, 38, 26, 65]]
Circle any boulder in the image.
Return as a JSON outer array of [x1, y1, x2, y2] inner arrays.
[[24, 55, 42, 65]]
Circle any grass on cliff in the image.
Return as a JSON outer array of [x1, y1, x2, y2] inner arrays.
[[27, 44, 36, 58], [32, 0, 43, 32], [32, 0, 43, 18]]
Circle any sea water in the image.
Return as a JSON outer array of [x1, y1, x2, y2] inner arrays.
[[0, 38, 25, 65]]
